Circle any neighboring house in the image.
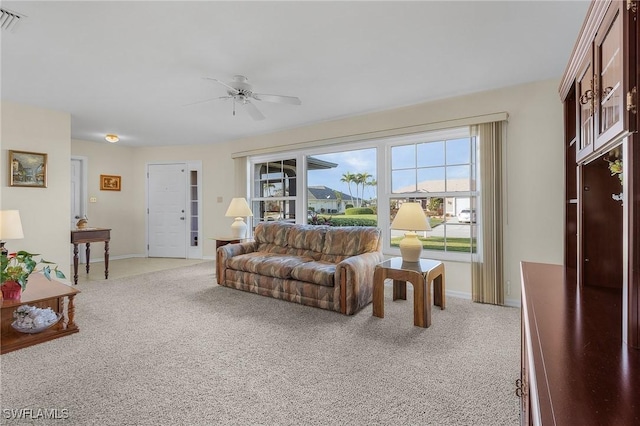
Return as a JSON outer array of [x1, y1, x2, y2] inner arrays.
[[394, 178, 475, 216], [307, 186, 359, 213]]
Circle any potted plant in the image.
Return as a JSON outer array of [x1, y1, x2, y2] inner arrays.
[[1, 251, 65, 300]]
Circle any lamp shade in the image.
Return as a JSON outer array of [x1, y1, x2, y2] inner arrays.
[[225, 198, 253, 239], [390, 202, 431, 231], [225, 198, 254, 218], [0, 210, 24, 240]]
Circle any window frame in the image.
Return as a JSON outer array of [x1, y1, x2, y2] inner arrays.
[[247, 127, 476, 262]]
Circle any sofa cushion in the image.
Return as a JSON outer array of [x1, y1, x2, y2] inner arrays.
[[287, 225, 328, 253], [226, 252, 311, 280], [321, 226, 381, 262], [254, 221, 293, 247], [290, 261, 336, 287]]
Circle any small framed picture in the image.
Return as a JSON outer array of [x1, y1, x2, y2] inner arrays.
[[9, 150, 48, 188], [100, 174, 121, 191]]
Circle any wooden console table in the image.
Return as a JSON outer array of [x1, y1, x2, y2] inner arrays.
[[71, 228, 111, 285], [1, 273, 80, 354], [373, 257, 445, 328]]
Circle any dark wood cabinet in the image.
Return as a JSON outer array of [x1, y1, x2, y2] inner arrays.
[[520, 262, 640, 426], [560, 0, 639, 347]]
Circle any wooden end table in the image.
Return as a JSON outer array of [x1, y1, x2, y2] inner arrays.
[[212, 236, 243, 249], [1, 273, 80, 354], [372, 257, 445, 328], [71, 228, 111, 285]]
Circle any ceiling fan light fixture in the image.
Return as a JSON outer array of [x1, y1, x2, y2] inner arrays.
[[105, 134, 119, 143]]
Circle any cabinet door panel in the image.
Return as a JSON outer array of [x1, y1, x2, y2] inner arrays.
[[595, 2, 625, 149], [576, 51, 595, 162]]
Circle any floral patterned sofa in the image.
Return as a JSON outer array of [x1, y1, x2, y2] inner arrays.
[[216, 221, 383, 315]]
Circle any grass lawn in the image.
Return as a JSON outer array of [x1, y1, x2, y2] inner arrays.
[[390, 236, 476, 253]]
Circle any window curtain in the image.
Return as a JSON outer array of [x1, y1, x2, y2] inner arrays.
[[471, 121, 505, 305]]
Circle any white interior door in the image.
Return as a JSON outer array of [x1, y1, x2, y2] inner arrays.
[[148, 163, 187, 258]]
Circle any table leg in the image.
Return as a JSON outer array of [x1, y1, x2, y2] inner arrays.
[[67, 294, 77, 329], [372, 268, 385, 319], [411, 276, 430, 328], [73, 243, 79, 285], [433, 272, 446, 310], [85, 242, 91, 274], [104, 240, 110, 279], [393, 279, 407, 300]]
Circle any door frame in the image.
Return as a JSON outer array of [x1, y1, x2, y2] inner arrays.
[[145, 161, 202, 259], [70, 156, 89, 264]]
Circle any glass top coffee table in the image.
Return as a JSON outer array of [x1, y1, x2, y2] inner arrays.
[[372, 257, 445, 328]]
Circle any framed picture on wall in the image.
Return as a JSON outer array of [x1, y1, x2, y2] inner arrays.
[[100, 174, 121, 191], [9, 150, 48, 188]]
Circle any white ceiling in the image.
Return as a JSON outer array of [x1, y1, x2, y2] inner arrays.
[[1, 1, 589, 147]]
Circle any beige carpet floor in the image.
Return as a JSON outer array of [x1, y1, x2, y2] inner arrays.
[[0, 262, 521, 425]]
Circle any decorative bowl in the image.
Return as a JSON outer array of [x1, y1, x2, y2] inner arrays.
[[11, 313, 62, 334]]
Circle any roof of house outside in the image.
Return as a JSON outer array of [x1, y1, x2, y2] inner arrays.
[[308, 186, 359, 202], [394, 178, 476, 194]]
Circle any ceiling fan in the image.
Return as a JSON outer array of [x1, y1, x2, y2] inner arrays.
[[185, 75, 302, 121]]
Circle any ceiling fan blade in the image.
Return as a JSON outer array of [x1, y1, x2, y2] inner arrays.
[[252, 93, 302, 105], [203, 77, 239, 94], [181, 96, 229, 107], [243, 101, 266, 121]]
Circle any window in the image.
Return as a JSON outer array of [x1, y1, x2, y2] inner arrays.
[[389, 128, 476, 255], [247, 126, 477, 261], [306, 148, 377, 226], [250, 159, 297, 225]]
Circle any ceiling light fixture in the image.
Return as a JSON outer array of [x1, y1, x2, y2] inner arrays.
[[105, 134, 119, 143]]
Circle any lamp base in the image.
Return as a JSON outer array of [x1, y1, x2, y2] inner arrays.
[[230, 217, 247, 239], [399, 232, 423, 263]]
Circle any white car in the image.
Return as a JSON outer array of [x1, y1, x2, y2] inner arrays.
[[457, 209, 476, 223]]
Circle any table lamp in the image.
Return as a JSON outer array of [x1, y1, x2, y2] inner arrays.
[[225, 197, 253, 239], [390, 202, 430, 263], [0, 210, 25, 256]]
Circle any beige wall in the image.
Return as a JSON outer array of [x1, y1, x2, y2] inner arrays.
[[1, 102, 71, 281], [70, 139, 141, 258], [5, 78, 565, 305]]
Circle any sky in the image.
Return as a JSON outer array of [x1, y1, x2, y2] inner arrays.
[[307, 148, 377, 200]]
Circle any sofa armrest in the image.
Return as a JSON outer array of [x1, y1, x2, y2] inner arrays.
[[216, 242, 258, 285], [336, 251, 385, 315]]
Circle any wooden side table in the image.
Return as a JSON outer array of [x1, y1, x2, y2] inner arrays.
[[372, 257, 445, 328], [1, 273, 80, 354], [71, 228, 111, 285], [212, 236, 242, 249]]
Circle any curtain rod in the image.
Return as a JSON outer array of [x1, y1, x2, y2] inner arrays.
[[231, 112, 508, 159]]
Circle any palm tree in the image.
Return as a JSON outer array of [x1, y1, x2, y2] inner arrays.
[[366, 178, 377, 204], [340, 172, 356, 206], [356, 172, 372, 207]]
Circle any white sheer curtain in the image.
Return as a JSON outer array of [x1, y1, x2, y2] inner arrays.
[[471, 121, 505, 305]]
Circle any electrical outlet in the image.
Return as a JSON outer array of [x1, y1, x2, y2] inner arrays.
[[217, 196, 223, 203], [506, 280, 511, 296], [89, 197, 97, 203]]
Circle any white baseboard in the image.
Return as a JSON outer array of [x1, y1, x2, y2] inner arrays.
[[504, 298, 521, 308], [446, 290, 471, 300]]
